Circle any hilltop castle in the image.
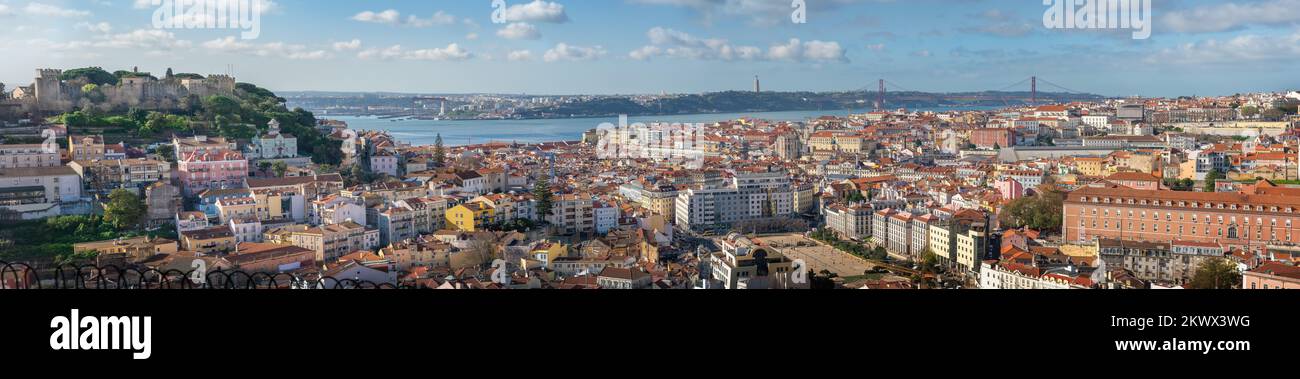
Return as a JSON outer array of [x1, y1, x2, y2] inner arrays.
[[1, 67, 235, 120]]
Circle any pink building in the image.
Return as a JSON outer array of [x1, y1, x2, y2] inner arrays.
[[1243, 262, 1300, 289], [178, 151, 248, 196], [970, 128, 1014, 149], [995, 178, 1025, 201]]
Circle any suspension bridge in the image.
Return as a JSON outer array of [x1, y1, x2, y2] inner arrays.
[[856, 76, 1096, 110]]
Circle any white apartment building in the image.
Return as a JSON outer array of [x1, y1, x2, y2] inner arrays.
[[675, 187, 794, 230], [0, 144, 60, 169], [0, 166, 85, 220], [594, 201, 619, 234], [824, 204, 873, 241]]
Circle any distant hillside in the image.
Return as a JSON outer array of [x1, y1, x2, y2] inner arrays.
[[279, 89, 1106, 119], [516, 90, 1104, 118]]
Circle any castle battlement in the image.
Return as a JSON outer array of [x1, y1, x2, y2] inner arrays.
[[22, 67, 237, 115], [37, 69, 63, 78]]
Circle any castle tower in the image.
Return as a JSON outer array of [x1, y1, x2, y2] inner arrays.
[[34, 69, 64, 111], [268, 119, 280, 135]]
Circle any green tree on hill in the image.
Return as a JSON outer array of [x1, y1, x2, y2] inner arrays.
[[433, 134, 446, 167], [998, 183, 1066, 231], [1204, 170, 1225, 193], [202, 95, 243, 119], [60, 67, 119, 86], [103, 189, 146, 230], [113, 70, 157, 81], [1187, 258, 1241, 289], [533, 174, 554, 223], [272, 161, 289, 178]]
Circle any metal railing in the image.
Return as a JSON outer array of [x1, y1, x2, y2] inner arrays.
[[0, 260, 413, 290]]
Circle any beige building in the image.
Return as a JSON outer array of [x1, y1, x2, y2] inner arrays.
[[216, 196, 257, 225], [638, 185, 679, 222], [68, 135, 106, 162], [1243, 262, 1300, 289], [824, 204, 872, 241], [0, 144, 61, 169], [69, 158, 171, 195], [181, 226, 237, 253], [708, 234, 800, 289], [266, 222, 379, 263], [549, 193, 595, 235], [74, 236, 179, 264]]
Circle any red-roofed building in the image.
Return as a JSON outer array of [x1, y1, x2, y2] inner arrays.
[[1243, 262, 1300, 289], [178, 151, 248, 196]]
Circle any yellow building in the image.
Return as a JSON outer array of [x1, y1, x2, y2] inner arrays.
[[446, 201, 495, 231], [638, 187, 679, 221], [529, 241, 570, 268], [249, 190, 288, 220], [1074, 157, 1106, 177], [1109, 150, 1160, 175]]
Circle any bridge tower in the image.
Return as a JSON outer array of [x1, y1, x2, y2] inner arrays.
[[1031, 76, 1037, 105], [877, 79, 886, 110]]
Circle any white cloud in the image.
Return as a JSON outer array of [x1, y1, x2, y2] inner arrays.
[[358, 43, 473, 61], [25, 3, 90, 17], [1146, 32, 1300, 65], [631, 27, 762, 61], [132, 0, 279, 13], [203, 36, 328, 60], [353, 9, 402, 24], [406, 11, 459, 27], [354, 9, 465, 28], [909, 49, 932, 57], [22, 29, 191, 52], [406, 44, 472, 61], [1162, 0, 1300, 33], [630, 28, 846, 63], [629, 46, 663, 60], [796, 40, 849, 61], [498, 0, 569, 23], [496, 22, 541, 40], [959, 9, 1034, 37], [333, 39, 362, 51], [0, 4, 12, 16], [630, 0, 870, 25], [357, 45, 404, 60], [97, 29, 191, 50], [508, 50, 534, 61], [76, 22, 113, 34], [543, 43, 605, 62]]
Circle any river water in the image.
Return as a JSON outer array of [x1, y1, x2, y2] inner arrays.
[[328, 107, 997, 146]]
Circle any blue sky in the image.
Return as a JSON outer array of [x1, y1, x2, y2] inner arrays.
[[2, 0, 1299, 97]]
